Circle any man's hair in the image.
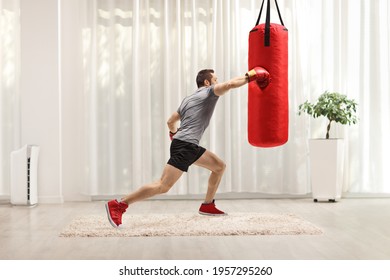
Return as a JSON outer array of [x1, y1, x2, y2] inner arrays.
[[196, 69, 214, 88]]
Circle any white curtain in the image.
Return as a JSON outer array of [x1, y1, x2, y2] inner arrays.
[[0, 0, 20, 197], [289, 0, 390, 193], [1, 0, 388, 200], [80, 0, 390, 197]]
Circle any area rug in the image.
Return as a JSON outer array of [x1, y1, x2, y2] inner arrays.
[[59, 213, 322, 237]]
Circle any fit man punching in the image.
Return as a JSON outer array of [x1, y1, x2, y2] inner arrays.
[[105, 67, 270, 227]]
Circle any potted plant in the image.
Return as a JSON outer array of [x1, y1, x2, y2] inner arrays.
[[298, 91, 358, 202]]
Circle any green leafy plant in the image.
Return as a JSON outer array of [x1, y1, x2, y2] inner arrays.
[[298, 91, 358, 139]]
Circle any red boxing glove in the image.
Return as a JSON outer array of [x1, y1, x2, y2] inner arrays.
[[169, 131, 177, 141], [246, 67, 270, 88]]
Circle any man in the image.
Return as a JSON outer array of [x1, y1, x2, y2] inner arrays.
[[105, 67, 270, 228]]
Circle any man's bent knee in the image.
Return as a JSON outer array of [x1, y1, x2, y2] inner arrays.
[[158, 182, 173, 194], [215, 161, 226, 175]]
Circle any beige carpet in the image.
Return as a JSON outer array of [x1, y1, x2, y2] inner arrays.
[[59, 213, 323, 237]]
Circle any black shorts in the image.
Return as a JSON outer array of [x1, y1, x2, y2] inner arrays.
[[167, 139, 206, 172]]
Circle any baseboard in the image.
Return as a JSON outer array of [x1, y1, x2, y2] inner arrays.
[[0, 195, 63, 204], [0, 195, 10, 205], [91, 192, 390, 201], [1, 195, 65, 204], [342, 192, 390, 198], [92, 192, 312, 201], [63, 194, 92, 202], [4, 193, 387, 204], [37, 195, 64, 204]]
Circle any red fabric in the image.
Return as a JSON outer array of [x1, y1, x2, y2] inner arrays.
[[248, 23, 288, 147]]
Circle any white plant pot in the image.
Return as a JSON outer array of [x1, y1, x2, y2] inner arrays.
[[309, 139, 344, 202]]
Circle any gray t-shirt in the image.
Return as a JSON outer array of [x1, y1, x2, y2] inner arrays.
[[174, 85, 219, 145]]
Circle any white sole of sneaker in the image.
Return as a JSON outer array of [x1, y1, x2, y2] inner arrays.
[[198, 211, 228, 216], [105, 203, 119, 228]]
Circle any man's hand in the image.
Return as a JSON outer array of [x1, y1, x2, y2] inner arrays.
[[167, 111, 180, 137], [246, 67, 270, 88], [169, 130, 177, 141]]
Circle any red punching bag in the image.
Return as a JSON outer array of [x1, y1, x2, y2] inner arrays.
[[248, 0, 288, 147]]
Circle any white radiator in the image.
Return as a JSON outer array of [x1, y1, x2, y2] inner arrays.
[[10, 145, 40, 206]]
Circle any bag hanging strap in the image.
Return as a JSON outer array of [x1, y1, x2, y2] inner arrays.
[[255, 0, 285, 46], [265, 0, 271, 46], [274, 0, 285, 26], [255, 0, 284, 26], [255, 0, 266, 26]]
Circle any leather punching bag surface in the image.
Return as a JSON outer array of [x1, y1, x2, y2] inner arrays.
[[248, 0, 288, 147]]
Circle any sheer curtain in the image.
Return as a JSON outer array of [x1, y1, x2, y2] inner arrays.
[[0, 0, 20, 197], [81, 0, 390, 197], [288, 0, 390, 193]]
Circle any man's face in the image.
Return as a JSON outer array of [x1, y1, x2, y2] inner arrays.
[[210, 73, 218, 85]]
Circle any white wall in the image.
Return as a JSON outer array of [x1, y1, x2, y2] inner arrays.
[[20, 0, 63, 203]]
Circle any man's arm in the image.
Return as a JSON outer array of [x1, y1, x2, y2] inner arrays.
[[214, 67, 270, 97], [167, 111, 180, 133], [213, 75, 248, 97]]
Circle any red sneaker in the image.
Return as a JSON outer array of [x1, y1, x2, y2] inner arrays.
[[105, 199, 128, 228], [199, 199, 227, 216]]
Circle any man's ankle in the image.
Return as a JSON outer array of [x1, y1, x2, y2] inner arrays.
[[118, 199, 129, 205], [203, 199, 214, 204]]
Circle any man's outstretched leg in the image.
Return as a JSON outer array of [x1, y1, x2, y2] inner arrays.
[[105, 164, 183, 227], [194, 150, 227, 216]]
